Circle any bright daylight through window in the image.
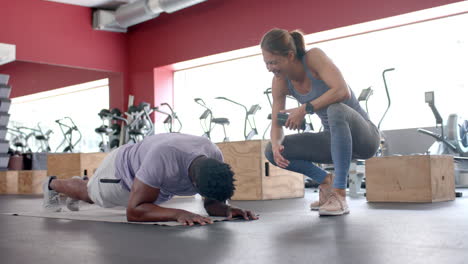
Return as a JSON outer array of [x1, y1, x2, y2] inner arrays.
[[173, 11, 468, 142], [8, 79, 109, 153]]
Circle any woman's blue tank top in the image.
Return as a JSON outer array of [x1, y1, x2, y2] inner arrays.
[[286, 53, 369, 131]]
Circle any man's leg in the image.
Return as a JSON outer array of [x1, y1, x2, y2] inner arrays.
[[49, 177, 93, 203]]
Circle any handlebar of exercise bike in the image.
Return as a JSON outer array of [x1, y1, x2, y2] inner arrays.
[[157, 103, 183, 131], [153, 106, 171, 117], [215, 96, 248, 112], [112, 115, 129, 125], [417, 128, 457, 151], [55, 117, 78, 130], [194, 98, 209, 108], [377, 68, 395, 130]]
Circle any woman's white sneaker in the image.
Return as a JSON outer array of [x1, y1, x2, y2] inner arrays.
[[318, 192, 349, 216]]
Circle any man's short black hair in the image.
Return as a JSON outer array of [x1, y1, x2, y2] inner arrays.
[[194, 158, 235, 201]]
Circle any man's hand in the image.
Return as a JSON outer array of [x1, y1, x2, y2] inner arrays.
[[204, 198, 258, 221], [228, 207, 259, 221], [176, 210, 213, 226]]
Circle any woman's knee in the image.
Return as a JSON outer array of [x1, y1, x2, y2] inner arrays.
[[327, 103, 347, 119]]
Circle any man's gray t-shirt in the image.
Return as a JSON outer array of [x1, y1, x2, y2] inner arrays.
[[114, 133, 224, 204]]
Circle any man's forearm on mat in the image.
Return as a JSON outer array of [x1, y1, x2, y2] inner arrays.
[[126, 203, 184, 222]]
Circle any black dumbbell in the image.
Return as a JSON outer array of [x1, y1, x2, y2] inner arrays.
[[277, 112, 306, 130]]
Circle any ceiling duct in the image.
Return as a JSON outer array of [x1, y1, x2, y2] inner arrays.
[[93, 0, 207, 32], [158, 0, 206, 13]]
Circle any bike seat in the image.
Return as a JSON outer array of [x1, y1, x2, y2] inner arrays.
[[35, 135, 46, 140], [95, 126, 113, 134], [128, 129, 144, 135], [212, 118, 230, 125]]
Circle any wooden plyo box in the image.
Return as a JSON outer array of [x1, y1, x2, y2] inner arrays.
[[47, 153, 108, 179], [366, 155, 455, 202], [0, 170, 48, 194], [18, 170, 47, 194], [0, 171, 19, 194], [216, 140, 304, 200]]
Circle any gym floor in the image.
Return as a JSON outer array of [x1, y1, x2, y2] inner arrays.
[[1, 189, 467, 264]]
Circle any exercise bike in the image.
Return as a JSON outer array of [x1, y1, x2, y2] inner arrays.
[[55, 117, 82, 153], [154, 102, 182, 133], [194, 98, 230, 142], [215, 96, 261, 140], [346, 68, 395, 197], [262, 87, 314, 139], [123, 102, 156, 144]]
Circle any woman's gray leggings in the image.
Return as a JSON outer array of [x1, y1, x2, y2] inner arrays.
[[264, 103, 380, 189]]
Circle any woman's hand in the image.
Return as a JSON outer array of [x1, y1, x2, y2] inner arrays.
[[272, 144, 289, 168], [281, 106, 306, 130]]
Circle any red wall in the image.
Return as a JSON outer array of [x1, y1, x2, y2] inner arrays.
[[0, 0, 128, 109], [127, 0, 464, 109], [1, 62, 107, 97]]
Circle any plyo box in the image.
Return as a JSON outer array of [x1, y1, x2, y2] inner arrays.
[[366, 155, 455, 202], [47, 152, 108, 179], [216, 140, 304, 200], [18, 170, 47, 194], [0, 171, 19, 194], [0, 170, 47, 194]]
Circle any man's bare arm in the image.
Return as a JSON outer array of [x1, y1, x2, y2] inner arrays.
[[127, 178, 213, 225]]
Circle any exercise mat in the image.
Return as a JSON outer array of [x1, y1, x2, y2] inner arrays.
[[3, 204, 235, 226]]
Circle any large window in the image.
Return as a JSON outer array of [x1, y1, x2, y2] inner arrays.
[[173, 12, 468, 142], [8, 79, 109, 153]]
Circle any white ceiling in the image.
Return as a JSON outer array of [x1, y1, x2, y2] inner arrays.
[[45, 0, 133, 9]]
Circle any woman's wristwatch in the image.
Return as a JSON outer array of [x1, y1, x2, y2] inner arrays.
[[305, 102, 315, 114]]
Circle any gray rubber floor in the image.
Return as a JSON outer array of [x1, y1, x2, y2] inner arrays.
[[1, 188, 468, 264]]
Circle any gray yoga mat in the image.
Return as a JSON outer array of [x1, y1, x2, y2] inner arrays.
[[4, 204, 233, 226]]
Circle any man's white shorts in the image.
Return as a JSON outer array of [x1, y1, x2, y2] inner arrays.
[[87, 148, 130, 208]]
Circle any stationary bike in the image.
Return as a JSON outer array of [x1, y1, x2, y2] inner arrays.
[[194, 98, 230, 142], [154, 102, 182, 133], [215, 96, 261, 140]]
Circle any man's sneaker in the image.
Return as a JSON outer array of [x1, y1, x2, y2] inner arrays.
[[310, 174, 334, 211], [42, 176, 62, 212], [318, 192, 350, 216], [65, 176, 82, 211]]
